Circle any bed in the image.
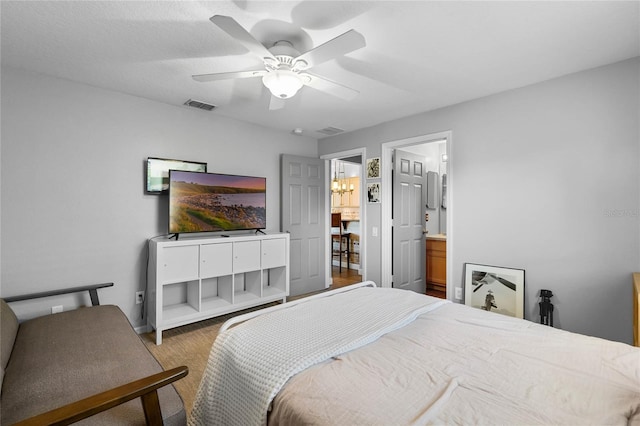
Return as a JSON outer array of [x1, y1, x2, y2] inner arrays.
[[190, 281, 640, 425]]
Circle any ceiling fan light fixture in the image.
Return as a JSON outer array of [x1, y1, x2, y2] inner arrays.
[[262, 70, 304, 99]]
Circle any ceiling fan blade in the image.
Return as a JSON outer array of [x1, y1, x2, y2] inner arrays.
[[294, 29, 365, 70], [299, 72, 359, 101], [210, 15, 276, 63], [192, 70, 266, 82]]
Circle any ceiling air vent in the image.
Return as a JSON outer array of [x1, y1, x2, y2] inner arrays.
[[317, 126, 345, 136], [184, 99, 216, 111]]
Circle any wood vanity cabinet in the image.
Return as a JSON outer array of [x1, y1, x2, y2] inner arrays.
[[426, 238, 446, 292]]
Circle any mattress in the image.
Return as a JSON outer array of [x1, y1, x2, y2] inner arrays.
[[191, 284, 640, 425], [270, 302, 640, 425], [190, 285, 446, 425]]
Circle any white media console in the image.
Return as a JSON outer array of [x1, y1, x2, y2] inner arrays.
[[148, 233, 290, 344]]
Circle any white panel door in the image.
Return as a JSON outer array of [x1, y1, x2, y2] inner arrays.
[[281, 154, 325, 296], [393, 149, 426, 293]]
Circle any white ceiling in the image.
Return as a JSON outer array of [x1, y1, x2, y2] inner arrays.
[[2, 1, 638, 139]]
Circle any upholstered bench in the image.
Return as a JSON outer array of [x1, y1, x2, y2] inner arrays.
[[1, 283, 187, 425]]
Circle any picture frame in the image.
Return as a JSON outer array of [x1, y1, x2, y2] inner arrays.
[[366, 157, 380, 179], [367, 182, 380, 203], [464, 263, 525, 318], [145, 157, 207, 194]]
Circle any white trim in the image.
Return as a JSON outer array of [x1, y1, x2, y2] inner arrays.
[[134, 324, 150, 334], [321, 148, 367, 288], [381, 131, 453, 297]]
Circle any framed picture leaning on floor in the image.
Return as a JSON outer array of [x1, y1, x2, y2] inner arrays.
[[464, 263, 525, 318]]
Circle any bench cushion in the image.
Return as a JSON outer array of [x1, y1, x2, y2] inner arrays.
[[1, 305, 185, 425]]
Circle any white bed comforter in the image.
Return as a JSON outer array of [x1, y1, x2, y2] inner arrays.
[[189, 287, 448, 426], [270, 301, 640, 425]]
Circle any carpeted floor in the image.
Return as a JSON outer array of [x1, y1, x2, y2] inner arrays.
[[140, 302, 279, 417], [141, 279, 361, 419]]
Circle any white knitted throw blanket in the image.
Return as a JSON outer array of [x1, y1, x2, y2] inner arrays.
[[189, 287, 449, 426]]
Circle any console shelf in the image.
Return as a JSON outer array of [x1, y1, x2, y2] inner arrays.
[[148, 233, 289, 344]]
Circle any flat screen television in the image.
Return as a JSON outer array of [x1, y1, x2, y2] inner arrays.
[[146, 157, 207, 194], [168, 170, 266, 234]]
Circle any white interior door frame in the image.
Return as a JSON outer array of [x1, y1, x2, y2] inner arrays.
[[381, 131, 452, 296], [321, 147, 367, 288]]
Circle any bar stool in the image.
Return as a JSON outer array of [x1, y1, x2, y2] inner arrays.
[[331, 213, 350, 272]]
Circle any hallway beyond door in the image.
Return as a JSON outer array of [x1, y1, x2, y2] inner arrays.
[[330, 266, 362, 289]]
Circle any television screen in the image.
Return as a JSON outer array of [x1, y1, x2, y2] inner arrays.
[[146, 157, 207, 194], [169, 170, 266, 234]]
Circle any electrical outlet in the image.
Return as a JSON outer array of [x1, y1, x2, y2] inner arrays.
[[51, 305, 63, 314], [454, 287, 463, 300], [135, 291, 145, 305]]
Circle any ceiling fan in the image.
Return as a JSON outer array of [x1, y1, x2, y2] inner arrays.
[[193, 15, 366, 102]]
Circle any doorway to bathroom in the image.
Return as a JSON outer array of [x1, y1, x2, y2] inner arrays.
[[396, 141, 447, 299], [381, 131, 451, 299]]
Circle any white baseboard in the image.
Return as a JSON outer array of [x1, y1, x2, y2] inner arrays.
[[134, 324, 150, 334]]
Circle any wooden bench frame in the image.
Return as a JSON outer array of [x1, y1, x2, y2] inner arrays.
[[4, 283, 188, 425]]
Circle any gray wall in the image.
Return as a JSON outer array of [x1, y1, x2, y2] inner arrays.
[[1, 67, 317, 328], [3, 59, 638, 344], [319, 58, 640, 344]]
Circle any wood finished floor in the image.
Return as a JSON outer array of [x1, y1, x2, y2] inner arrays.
[[426, 288, 447, 299], [330, 265, 362, 289], [332, 266, 447, 299]]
